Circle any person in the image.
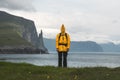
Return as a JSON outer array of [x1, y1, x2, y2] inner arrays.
[[56, 24, 70, 67]]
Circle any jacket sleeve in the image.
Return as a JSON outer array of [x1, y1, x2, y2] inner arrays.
[[67, 34, 70, 49], [56, 34, 59, 49]]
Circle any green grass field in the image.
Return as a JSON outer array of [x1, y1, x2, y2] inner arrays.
[[0, 61, 120, 80]]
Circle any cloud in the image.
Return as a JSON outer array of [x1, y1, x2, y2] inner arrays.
[[5, 10, 120, 43], [1, 0, 120, 44], [0, 0, 35, 11]]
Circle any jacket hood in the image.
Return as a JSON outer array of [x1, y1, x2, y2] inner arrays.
[[61, 24, 65, 33]]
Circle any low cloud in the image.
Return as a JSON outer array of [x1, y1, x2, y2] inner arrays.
[[0, 0, 35, 11]]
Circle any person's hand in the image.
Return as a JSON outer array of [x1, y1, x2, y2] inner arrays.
[[56, 48, 59, 52], [67, 48, 69, 51]]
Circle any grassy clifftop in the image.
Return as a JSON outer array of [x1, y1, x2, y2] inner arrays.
[[0, 11, 36, 47], [0, 11, 34, 47], [0, 23, 32, 46], [0, 61, 120, 80]]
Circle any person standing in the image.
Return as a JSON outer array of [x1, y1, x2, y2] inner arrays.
[[56, 24, 70, 67]]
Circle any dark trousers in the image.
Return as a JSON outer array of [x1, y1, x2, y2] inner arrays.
[[58, 52, 68, 67]]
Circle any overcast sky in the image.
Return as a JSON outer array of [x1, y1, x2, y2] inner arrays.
[[0, 0, 120, 43]]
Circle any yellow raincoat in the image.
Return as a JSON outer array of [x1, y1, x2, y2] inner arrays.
[[56, 24, 70, 52]]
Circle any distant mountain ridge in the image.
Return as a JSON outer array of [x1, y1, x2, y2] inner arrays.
[[44, 38, 103, 52], [70, 41, 103, 52], [99, 42, 120, 52], [0, 11, 48, 54], [44, 38, 120, 52]]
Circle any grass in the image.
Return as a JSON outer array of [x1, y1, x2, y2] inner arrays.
[[0, 23, 31, 46], [0, 61, 120, 80]]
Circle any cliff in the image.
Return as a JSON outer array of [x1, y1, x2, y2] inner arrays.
[[0, 11, 48, 54]]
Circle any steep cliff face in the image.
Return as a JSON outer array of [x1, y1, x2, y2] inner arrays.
[[0, 11, 38, 47], [16, 18, 39, 48], [0, 11, 48, 53]]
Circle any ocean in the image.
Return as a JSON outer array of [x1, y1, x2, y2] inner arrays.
[[0, 52, 120, 68]]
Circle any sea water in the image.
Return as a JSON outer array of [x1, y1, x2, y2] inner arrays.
[[0, 52, 120, 68]]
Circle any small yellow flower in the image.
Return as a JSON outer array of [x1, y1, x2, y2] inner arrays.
[[47, 75, 50, 79], [29, 72, 31, 74], [74, 75, 77, 79], [106, 74, 109, 76]]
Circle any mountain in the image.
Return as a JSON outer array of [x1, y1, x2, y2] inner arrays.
[[99, 42, 120, 52], [0, 11, 48, 54], [44, 38, 103, 52], [44, 38, 56, 51], [70, 41, 103, 52]]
